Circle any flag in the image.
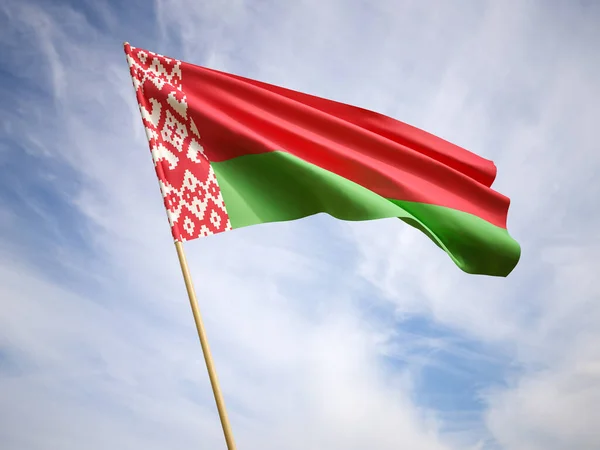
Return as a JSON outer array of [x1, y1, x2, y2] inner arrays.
[[124, 43, 520, 277]]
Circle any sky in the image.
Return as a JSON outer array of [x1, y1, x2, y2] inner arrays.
[[0, 0, 599, 449]]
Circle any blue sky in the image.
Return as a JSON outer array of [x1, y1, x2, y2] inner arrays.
[[1, 0, 599, 449]]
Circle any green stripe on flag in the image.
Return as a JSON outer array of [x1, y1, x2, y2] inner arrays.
[[212, 151, 520, 276]]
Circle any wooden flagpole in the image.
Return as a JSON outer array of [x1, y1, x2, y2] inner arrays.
[[174, 240, 237, 450]]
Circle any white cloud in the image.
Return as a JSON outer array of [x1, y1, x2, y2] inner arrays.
[[0, 2, 462, 449], [340, 2, 600, 449], [1, 0, 599, 449]]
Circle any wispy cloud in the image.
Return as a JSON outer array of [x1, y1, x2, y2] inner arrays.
[[1, 0, 599, 449]]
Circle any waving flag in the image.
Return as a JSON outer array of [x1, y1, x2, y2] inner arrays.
[[125, 43, 520, 276]]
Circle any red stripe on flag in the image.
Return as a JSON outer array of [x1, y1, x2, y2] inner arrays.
[[180, 62, 510, 229]]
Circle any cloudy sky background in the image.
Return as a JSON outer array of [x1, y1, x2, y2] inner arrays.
[[1, 0, 599, 449]]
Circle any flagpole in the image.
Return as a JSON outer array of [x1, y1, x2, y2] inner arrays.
[[174, 240, 237, 450]]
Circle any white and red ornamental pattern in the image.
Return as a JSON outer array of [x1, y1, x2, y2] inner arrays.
[[124, 43, 231, 241]]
